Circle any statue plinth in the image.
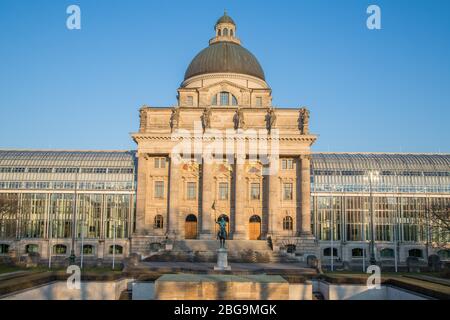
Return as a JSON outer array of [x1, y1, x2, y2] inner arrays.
[[214, 248, 231, 271]]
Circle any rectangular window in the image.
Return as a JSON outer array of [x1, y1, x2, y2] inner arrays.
[[283, 183, 293, 200], [187, 182, 197, 200], [219, 182, 229, 200], [256, 96, 262, 107], [154, 181, 164, 199], [154, 157, 166, 169], [250, 183, 260, 200], [282, 159, 294, 170], [187, 96, 193, 106]]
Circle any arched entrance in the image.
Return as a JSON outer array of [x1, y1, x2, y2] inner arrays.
[[185, 214, 198, 239], [249, 215, 261, 240], [215, 214, 230, 236]]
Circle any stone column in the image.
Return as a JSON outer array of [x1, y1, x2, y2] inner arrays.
[[135, 154, 147, 235], [200, 159, 213, 239], [268, 158, 280, 236], [233, 158, 246, 239], [168, 156, 180, 237], [300, 155, 312, 235]]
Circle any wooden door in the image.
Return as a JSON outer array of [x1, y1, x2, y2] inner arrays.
[[249, 215, 261, 240], [185, 214, 197, 239]]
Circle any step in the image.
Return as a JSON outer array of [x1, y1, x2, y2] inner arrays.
[[173, 240, 270, 252]]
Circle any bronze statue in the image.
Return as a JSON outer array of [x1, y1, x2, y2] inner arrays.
[[216, 216, 227, 248]]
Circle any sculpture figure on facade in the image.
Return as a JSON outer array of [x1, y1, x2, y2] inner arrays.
[[216, 216, 227, 248], [201, 108, 211, 132], [233, 108, 245, 130], [170, 108, 180, 131], [139, 107, 147, 131], [299, 107, 310, 134], [266, 108, 277, 134]]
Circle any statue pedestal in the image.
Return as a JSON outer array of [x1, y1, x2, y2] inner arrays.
[[214, 248, 231, 271]]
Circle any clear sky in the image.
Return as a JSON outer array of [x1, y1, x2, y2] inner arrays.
[[0, 0, 449, 153]]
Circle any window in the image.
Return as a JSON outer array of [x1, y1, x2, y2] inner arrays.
[[250, 183, 260, 200], [231, 95, 238, 106], [283, 216, 293, 230], [223, 28, 228, 36], [218, 29, 222, 36], [437, 249, 450, 260], [0, 244, 10, 254], [154, 157, 166, 169], [283, 183, 293, 200], [212, 92, 238, 106], [187, 182, 197, 200], [154, 215, 164, 229], [408, 249, 423, 258], [352, 248, 365, 257], [26, 244, 39, 254], [219, 182, 229, 200], [83, 245, 94, 255], [186, 96, 193, 106], [154, 181, 164, 199], [53, 244, 67, 255], [109, 245, 123, 255], [255, 97, 262, 107], [380, 248, 395, 259], [230, 29, 234, 37], [282, 159, 294, 170], [323, 247, 338, 257], [220, 92, 229, 106]]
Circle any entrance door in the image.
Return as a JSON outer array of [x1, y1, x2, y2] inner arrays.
[[249, 215, 261, 240], [185, 214, 198, 239]]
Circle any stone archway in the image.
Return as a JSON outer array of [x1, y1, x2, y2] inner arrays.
[[249, 215, 261, 240], [185, 214, 198, 239]]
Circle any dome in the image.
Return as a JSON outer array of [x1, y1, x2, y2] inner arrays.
[[216, 13, 235, 25], [184, 42, 266, 81]]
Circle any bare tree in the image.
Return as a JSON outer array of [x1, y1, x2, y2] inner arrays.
[[428, 202, 450, 250]]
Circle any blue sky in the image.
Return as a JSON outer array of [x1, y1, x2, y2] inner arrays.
[[0, 0, 449, 152]]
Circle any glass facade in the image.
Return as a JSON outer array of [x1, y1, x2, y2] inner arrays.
[[311, 153, 450, 250], [0, 151, 136, 241]]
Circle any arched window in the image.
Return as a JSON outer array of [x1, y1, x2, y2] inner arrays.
[[154, 215, 164, 229], [0, 244, 10, 254], [323, 247, 338, 257], [408, 248, 423, 258], [352, 248, 365, 257], [218, 29, 222, 36], [230, 29, 234, 37], [26, 244, 39, 254], [109, 245, 123, 255], [437, 249, 450, 260], [53, 244, 67, 255], [283, 216, 293, 231], [83, 245, 94, 255], [223, 28, 228, 36], [380, 248, 395, 258]]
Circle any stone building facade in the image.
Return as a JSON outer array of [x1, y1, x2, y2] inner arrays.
[[131, 13, 318, 256]]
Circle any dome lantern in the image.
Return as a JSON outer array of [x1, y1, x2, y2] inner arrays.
[[210, 10, 240, 45]]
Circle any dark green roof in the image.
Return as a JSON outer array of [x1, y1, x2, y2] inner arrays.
[[184, 42, 265, 81]]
